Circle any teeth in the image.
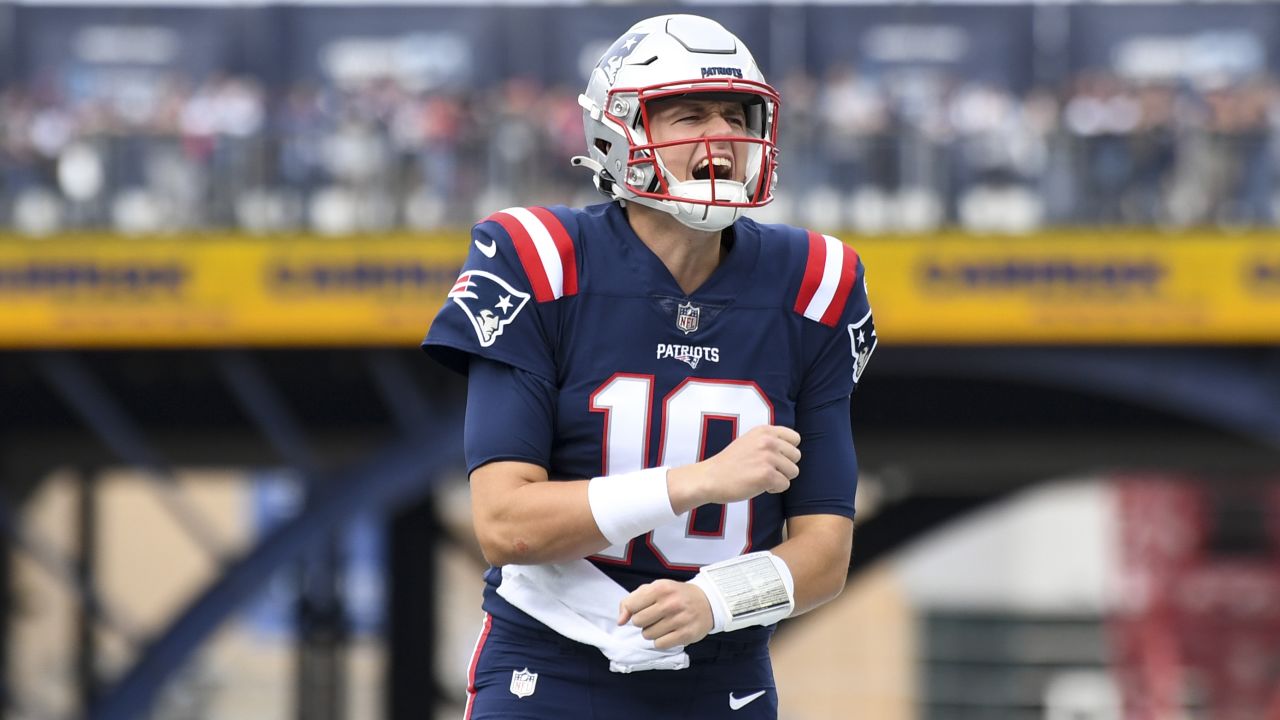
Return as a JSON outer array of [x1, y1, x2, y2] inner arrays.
[[693, 157, 733, 176]]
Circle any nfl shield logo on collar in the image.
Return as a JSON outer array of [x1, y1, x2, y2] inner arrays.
[[509, 668, 538, 698], [676, 301, 700, 334]]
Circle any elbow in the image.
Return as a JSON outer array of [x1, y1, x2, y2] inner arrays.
[[478, 544, 528, 568], [475, 533, 505, 566], [474, 521, 538, 567], [823, 548, 853, 604], [807, 548, 852, 610], [823, 572, 849, 605], [801, 569, 847, 615]]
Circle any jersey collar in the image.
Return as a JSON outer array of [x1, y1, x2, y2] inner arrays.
[[604, 201, 761, 303]]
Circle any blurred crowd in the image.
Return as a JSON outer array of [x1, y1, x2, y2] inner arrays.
[[2, 68, 1278, 234]]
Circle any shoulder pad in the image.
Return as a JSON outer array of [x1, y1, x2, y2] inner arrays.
[[792, 230, 861, 327], [480, 206, 580, 303]]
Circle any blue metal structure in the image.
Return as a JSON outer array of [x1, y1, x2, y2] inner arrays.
[[0, 346, 1276, 718], [89, 430, 460, 720]]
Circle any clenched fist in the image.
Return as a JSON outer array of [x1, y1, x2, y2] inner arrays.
[[667, 425, 801, 513]]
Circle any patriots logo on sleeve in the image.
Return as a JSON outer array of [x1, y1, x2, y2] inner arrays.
[[848, 309, 877, 383], [448, 270, 531, 347]]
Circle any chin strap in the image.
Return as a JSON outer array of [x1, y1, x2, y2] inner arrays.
[[572, 155, 619, 200], [573, 154, 742, 231], [570, 155, 606, 175]]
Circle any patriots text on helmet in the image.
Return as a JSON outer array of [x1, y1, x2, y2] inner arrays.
[[700, 66, 743, 79]]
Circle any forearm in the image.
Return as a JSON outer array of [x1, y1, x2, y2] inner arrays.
[[671, 517, 850, 640], [472, 469, 607, 566], [770, 514, 853, 615], [474, 462, 694, 566], [473, 420, 805, 567]]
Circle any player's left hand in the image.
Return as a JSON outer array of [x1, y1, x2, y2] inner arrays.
[[618, 579, 714, 650]]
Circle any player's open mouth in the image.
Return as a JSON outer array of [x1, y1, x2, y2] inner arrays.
[[691, 156, 733, 182]]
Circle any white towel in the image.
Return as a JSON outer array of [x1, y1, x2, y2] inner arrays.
[[496, 560, 691, 673]]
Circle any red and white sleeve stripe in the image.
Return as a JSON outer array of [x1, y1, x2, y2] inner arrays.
[[484, 206, 579, 303], [794, 230, 860, 327]]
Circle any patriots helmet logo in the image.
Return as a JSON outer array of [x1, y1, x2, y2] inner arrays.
[[598, 32, 647, 84], [847, 309, 877, 384], [673, 351, 699, 369], [449, 270, 530, 347]]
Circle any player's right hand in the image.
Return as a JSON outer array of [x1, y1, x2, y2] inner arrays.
[[684, 424, 801, 505]]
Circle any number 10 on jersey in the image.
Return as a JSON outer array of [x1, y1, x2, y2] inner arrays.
[[589, 374, 773, 570]]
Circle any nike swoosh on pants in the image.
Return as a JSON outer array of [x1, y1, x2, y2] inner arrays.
[[728, 690, 767, 710]]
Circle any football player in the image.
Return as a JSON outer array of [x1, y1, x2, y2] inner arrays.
[[424, 13, 876, 719]]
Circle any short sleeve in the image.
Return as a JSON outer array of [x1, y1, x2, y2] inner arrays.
[[422, 220, 559, 382], [782, 395, 858, 519], [464, 356, 556, 474], [797, 256, 876, 411]]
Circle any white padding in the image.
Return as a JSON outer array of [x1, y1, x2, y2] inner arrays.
[[689, 551, 795, 633], [587, 467, 677, 546]]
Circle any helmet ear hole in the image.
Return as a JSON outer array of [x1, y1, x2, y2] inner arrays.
[[594, 139, 612, 155]]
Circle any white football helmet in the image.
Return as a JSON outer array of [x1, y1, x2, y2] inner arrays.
[[572, 15, 780, 232]]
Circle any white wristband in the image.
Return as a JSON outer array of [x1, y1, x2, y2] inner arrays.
[[689, 551, 795, 634], [587, 467, 677, 546]]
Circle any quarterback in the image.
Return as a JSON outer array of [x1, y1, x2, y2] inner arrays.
[[423, 13, 876, 719]]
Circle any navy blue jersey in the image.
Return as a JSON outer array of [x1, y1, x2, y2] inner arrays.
[[424, 201, 875, 636]]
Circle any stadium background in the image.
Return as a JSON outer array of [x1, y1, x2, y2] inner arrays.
[[2, 1, 1280, 719]]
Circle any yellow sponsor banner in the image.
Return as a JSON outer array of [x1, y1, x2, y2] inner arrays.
[[859, 232, 1280, 344], [0, 234, 469, 347], [0, 231, 1278, 347]]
